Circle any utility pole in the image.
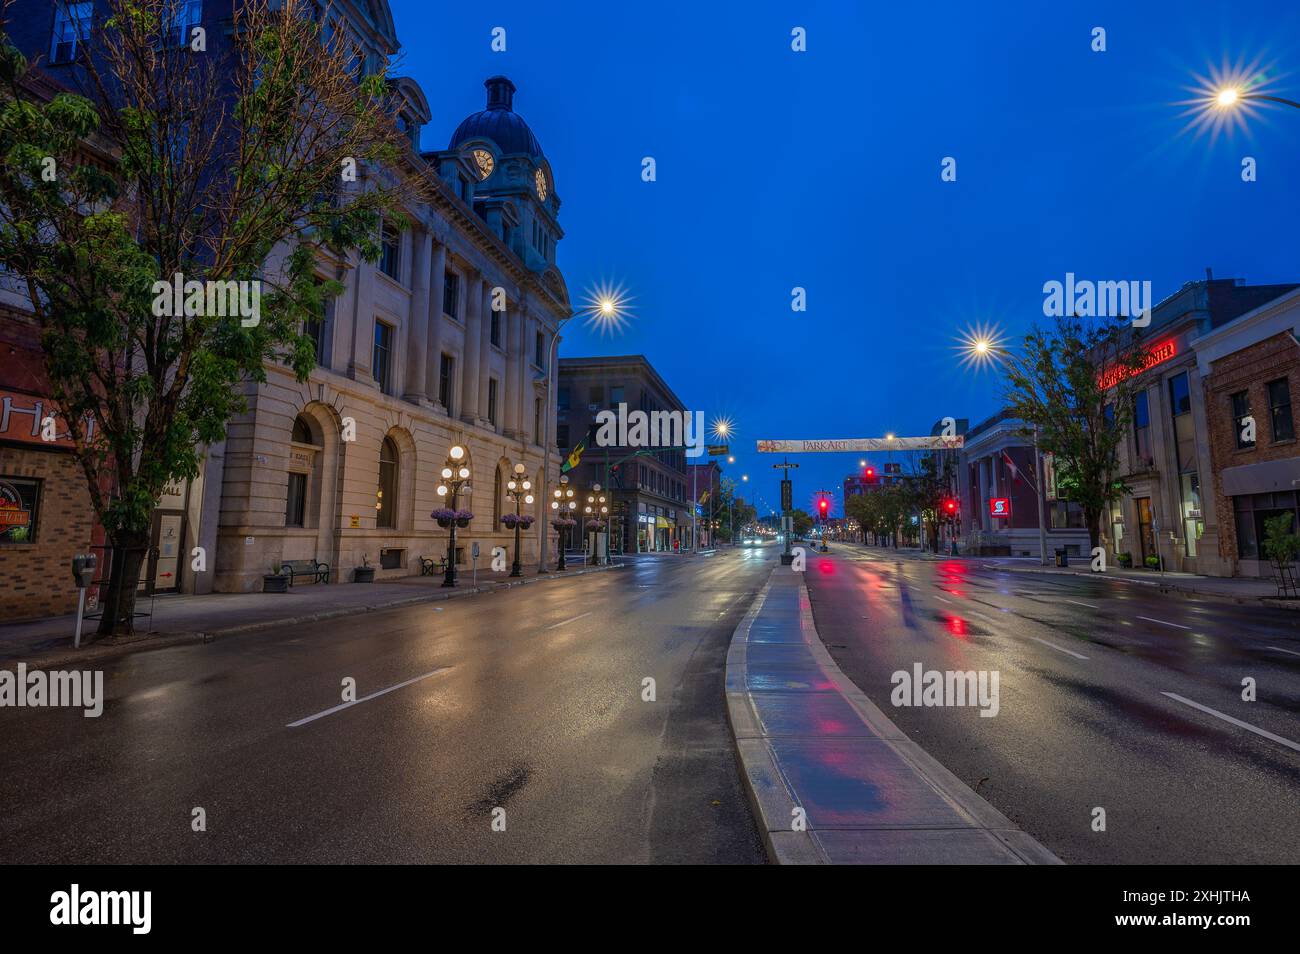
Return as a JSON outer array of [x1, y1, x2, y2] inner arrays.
[[774, 457, 799, 565], [815, 487, 834, 552], [1034, 424, 1050, 567]]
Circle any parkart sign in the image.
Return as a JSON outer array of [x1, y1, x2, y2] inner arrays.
[[756, 436, 964, 453]]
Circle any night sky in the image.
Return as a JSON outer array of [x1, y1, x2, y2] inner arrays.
[[390, 0, 1300, 516]]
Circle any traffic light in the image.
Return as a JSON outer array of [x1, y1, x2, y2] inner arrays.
[[942, 498, 959, 517], [818, 498, 829, 517], [863, 466, 877, 484]]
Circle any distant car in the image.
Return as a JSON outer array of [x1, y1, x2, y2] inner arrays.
[[742, 535, 762, 546]]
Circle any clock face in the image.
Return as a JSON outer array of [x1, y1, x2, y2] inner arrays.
[[534, 167, 548, 201], [471, 149, 494, 180]]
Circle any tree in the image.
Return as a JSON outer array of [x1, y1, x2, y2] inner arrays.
[[1002, 316, 1144, 550], [0, 0, 416, 633], [900, 453, 956, 552], [791, 508, 813, 537]]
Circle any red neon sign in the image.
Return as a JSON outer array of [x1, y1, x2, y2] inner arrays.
[[1097, 340, 1177, 390]]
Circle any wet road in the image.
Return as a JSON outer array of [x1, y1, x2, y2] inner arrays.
[[0, 551, 772, 864], [804, 543, 1300, 864]]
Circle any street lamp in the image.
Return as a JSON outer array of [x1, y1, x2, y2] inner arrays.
[[504, 462, 534, 578], [435, 444, 471, 587], [583, 484, 608, 564], [550, 474, 577, 570]]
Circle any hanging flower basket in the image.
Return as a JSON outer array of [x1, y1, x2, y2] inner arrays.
[[585, 520, 606, 531], [431, 507, 456, 528], [455, 509, 473, 528], [552, 518, 577, 530], [501, 513, 535, 528]]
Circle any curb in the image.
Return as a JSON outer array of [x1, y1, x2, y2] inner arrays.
[[724, 566, 1063, 865], [3, 561, 627, 672], [992, 563, 1295, 609]]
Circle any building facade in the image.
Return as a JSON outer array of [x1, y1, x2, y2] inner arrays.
[[1195, 287, 1300, 578], [1100, 277, 1295, 574], [557, 356, 693, 553]]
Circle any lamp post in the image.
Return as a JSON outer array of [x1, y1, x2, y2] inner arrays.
[[504, 462, 534, 577], [551, 474, 576, 571], [1213, 88, 1300, 111], [435, 444, 471, 587], [583, 484, 608, 564]]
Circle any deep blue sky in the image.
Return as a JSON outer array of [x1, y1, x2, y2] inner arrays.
[[390, 0, 1300, 517]]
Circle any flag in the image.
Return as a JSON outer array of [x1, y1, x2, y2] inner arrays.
[[561, 437, 586, 474], [1003, 450, 1039, 494], [699, 489, 711, 505]]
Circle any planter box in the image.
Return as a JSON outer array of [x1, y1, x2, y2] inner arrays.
[[354, 566, 376, 583], [262, 574, 288, 593]]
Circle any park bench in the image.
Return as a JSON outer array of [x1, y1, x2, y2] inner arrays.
[[281, 558, 330, 586], [419, 555, 448, 576]]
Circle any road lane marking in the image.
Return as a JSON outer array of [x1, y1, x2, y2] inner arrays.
[[1161, 692, 1300, 754], [544, 612, 592, 630], [287, 668, 448, 727], [1266, 645, 1300, 657], [933, 595, 953, 605], [1029, 636, 1089, 660], [1063, 598, 1098, 610], [1137, 615, 1192, 630]]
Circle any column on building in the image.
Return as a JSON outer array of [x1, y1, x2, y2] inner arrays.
[[460, 270, 482, 423], [403, 228, 432, 403], [478, 280, 493, 425], [504, 304, 522, 439], [425, 239, 447, 407], [979, 456, 993, 532], [348, 248, 376, 381]]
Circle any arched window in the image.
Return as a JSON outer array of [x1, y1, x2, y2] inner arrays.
[[286, 414, 319, 528], [377, 437, 398, 529]]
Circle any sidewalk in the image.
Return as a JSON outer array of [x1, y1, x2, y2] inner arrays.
[[724, 564, 1061, 864], [0, 560, 626, 671], [837, 542, 1296, 609]]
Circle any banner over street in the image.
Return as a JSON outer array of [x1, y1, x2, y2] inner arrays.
[[756, 437, 964, 453]]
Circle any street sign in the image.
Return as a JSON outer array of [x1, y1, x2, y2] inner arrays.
[[780, 479, 792, 512], [757, 436, 963, 452], [989, 497, 1011, 518], [707, 444, 729, 456]]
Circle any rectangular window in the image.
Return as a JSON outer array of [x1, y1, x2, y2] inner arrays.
[[0, 476, 41, 543], [1268, 378, 1295, 442], [372, 320, 393, 393], [1231, 390, 1254, 449], [558, 387, 570, 412], [379, 222, 401, 281], [1168, 372, 1196, 472], [1132, 389, 1150, 461], [439, 353, 454, 414], [443, 271, 460, 319], [610, 385, 625, 406], [490, 309, 501, 347], [285, 473, 307, 528], [535, 330, 545, 369], [304, 293, 330, 368], [536, 398, 543, 444], [590, 385, 604, 406], [50, 2, 92, 63], [163, 0, 202, 48], [557, 425, 569, 448], [487, 378, 498, 427]]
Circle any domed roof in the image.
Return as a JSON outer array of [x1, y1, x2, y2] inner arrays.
[[449, 76, 543, 159]]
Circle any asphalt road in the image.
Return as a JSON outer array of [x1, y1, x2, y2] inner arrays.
[[804, 543, 1300, 864], [0, 550, 773, 864]]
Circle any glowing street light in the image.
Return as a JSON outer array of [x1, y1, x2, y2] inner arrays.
[[955, 324, 1008, 371], [580, 281, 634, 336]]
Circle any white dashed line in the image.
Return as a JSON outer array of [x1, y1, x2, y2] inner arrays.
[[1029, 636, 1089, 660], [1137, 616, 1192, 630], [287, 668, 448, 727], [1161, 692, 1300, 754], [544, 612, 592, 630], [1062, 598, 1098, 610], [933, 595, 953, 605], [1266, 645, 1300, 657]]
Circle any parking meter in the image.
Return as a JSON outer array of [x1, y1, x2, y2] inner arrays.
[[71, 553, 96, 649], [72, 553, 96, 588]]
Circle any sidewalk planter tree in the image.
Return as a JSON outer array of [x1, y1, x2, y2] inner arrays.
[[354, 555, 375, 583], [1117, 551, 1133, 569], [1262, 513, 1300, 598], [0, 1, 414, 634], [1144, 554, 1161, 570], [263, 561, 288, 593]]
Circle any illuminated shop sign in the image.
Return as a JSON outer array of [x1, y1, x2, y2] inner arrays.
[[989, 497, 1011, 518], [1097, 340, 1177, 390]]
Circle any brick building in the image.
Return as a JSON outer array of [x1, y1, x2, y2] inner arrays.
[[0, 298, 105, 621], [1195, 287, 1300, 578], [556, 356, 693, 553]]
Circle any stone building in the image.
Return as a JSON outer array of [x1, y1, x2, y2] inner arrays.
[[205, 68, 570, 590]]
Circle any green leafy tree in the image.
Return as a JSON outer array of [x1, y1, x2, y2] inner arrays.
[[0, 0, 416, 633], [1262, 513, 1300, 567], [791, 508, 813, 537], [1003, 316, 1144, 550], [900, 454, 956, 552]]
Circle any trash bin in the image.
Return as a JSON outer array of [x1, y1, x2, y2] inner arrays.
[[1055, 548, 1068, 567]]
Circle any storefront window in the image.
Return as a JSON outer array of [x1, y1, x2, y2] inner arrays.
[[1233, 491, 1299, 561], [0, 477, 40, 543], [1179, 472, 1203, 558]]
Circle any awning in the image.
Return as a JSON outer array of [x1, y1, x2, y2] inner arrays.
[[1221, 458, 1300, 497], [655, 516, 672, 529]]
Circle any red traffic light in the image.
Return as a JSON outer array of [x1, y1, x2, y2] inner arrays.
[[818, 499, 829, 513], [943, 498, 958, 514], [864, 467, 875, 478]]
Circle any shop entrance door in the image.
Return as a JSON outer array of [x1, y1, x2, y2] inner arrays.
[[147, 509, 186, 593], [1136, 497, 1154, 565]]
